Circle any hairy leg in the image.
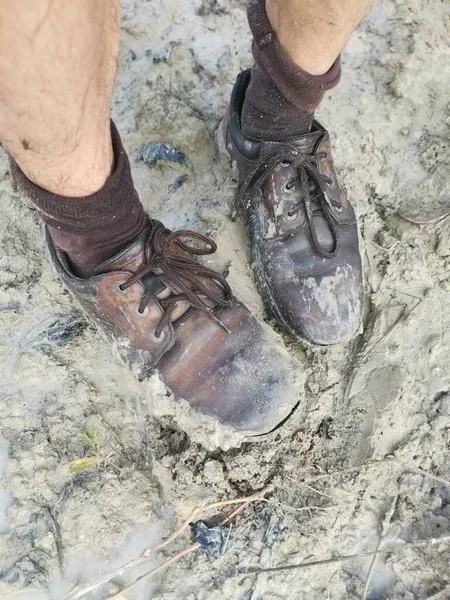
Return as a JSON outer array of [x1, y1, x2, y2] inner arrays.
[[0, 0, 147, 278], [242, 0, 374, 139], [0, 0, 120, 197], [266, 0, 374, 74]]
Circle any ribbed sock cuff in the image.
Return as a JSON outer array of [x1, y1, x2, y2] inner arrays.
[[9, 121, 136, 233]]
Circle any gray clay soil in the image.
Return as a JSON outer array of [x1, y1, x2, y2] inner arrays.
[[1, 1, 450, 599]]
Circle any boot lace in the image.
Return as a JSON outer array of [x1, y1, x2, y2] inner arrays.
[[234, 142, 342, 258], [119, 226, 233, 337]]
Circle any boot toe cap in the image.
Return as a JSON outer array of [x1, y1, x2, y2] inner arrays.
[[158, 302, 303, 436], [290, 265, 363, 345], [261, 249, 363, 345]]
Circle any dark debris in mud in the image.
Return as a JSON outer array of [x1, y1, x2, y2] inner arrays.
[[191, 520, 234, 558], [169, 174, 188, 193], [137, 142, 186, 166], [195, 0, 229, 17], [30, 313, 86, 353]]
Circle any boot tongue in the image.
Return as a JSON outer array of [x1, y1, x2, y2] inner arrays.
[[94, 227, 151, 276], [289, 130, 322, 155], [93, 223, 224, 323], [94, 224, 190, 320]]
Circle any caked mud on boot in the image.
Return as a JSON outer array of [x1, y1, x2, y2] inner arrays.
[[223, 70, 364, 345], [46, 220, 304, 445]]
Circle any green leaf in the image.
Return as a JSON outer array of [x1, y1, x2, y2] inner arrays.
[[79, 426, 100, 452], [86, 424, 98, 442], [68, 456, 98, 473]]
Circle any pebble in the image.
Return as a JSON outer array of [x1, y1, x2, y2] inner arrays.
[[436, 231, 450, 257], [203, 459, 224, 483]]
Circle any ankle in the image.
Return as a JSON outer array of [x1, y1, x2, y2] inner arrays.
[[241, 0, 341, 141], [242, 65, 315, 141], [10, 121, 148, 279]]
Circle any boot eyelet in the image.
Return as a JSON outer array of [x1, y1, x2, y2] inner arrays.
[[151, 331, 165, 343], [115, 281, 129, 294], [335, 205, 343, 213], [283, 183, 295, 194], [135, 305, 149, 317], [280, 160, 291, 168], [286, 211, 297, 221]]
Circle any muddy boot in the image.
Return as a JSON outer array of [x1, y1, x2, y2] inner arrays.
[[224, 70, 363, 345], [47, 220, 302, 437]]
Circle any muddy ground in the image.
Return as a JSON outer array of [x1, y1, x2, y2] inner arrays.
[[1, 0, 450, 598]]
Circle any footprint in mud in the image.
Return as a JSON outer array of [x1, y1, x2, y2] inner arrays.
[[348, 365, 410, 463], [360, 365, 406, 432]]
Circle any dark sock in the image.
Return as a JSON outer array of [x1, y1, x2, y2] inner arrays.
[[9, 121, 148, 278], [242, 0, 342, 141]]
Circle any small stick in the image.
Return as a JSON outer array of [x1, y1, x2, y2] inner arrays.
[[222, 523, 233, 556], [361, 495, 397, 600], [108, 541, 202, 600], [275, 456, 447, 489], [107, 493, 265, 600], [391, 459, 450, 488], [385, 287, 423, 302], [141, 488, 273, 559], [68, 488, 271, 600], [300, 482, 335, 500], [360, 532, 382, 599], [138, 490, 271, 560], [262, 499, 345, 513], [240, 534, 450, 576], [399, 211, 450, 225]]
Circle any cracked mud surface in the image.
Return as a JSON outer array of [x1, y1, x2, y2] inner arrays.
[[1, 1, 450, 598]]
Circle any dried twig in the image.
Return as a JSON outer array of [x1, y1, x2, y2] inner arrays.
[[300, 482, 335, 500], [361, 495, 398, 599], [240, 534, 450, 576], [399, 211, 450, 225], [66, 456, 450, 600], [343, 296, 421, 405], [109, 542, 201, 600], [67, 488, 271, 600], [326, 569, 340, 600], [391, 459, 450, 488], [139, 488, 274, 560], [222, 523, 233, 556], [298, 456, 450, 493], [107, 491, 268, 600], [262, 499, 345, 514], [361, 535, 381, 599]]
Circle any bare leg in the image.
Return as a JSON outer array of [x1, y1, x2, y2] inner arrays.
[[0, 0, 305, 438], [266, 0, 374, 74], [0, 0, 147, 277], [242, 0, 375, 139], [0, 0, 120, 197]]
